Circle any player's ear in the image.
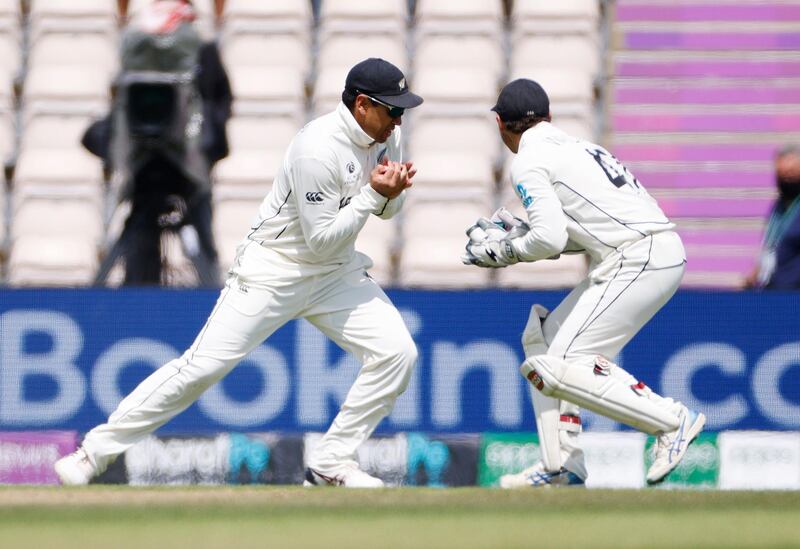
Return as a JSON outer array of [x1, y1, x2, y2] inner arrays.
[[355, 94, 371, 116]]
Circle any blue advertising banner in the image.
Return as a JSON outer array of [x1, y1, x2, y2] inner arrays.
[[0, 289, 798, 433]]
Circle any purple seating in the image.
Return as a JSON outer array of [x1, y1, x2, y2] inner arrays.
[[635, 171, 774, 190], [614, 86, 800, 105], [617, 4, 800, 23], [615, 60, 800, 78], [657, 197, 773, 218], [624, 32, 800, 51], [610, 1, 797, 287], [613, 144, 778, 162], [683, 255, 757, 274], [613, 113, 800, 132], [677, 227, 763, 248]]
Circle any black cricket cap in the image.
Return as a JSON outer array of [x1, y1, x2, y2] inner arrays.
[[491, 79, 550, 122], [345, 58, 423, 109]]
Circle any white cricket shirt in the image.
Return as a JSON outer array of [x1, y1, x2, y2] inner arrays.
[[508, 122, 675, 264], [231, 102, 404, 280]]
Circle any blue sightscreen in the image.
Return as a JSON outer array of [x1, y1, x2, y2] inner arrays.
[[0, 289, 797, 433]]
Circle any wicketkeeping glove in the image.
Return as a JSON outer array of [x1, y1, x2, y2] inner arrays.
[[461, 218, 520, 268], [490, 207, 529, 233]]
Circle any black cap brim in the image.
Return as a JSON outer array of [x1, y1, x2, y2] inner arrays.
[[372, 90, 424, 109]]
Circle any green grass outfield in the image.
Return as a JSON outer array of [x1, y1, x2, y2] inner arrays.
[[1, 487, 799, 549]]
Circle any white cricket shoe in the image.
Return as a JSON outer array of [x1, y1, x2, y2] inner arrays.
[[303, 465, 384, 488], [647, 406, 706, 485], [499, 461, 585, 489], [54, 447, 97, 486]]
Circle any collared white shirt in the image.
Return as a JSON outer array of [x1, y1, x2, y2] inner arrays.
[[232, 102, 405, 280], [508, 122, 674, 264]]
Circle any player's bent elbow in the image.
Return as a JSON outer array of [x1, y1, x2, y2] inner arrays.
[[305, 237, 328, 256], [545, 229, 569, 257], [306, 233, 348, 257]]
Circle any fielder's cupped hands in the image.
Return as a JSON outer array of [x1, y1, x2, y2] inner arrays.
[[403, 161, 417, 181], [370, 160, 413, 199]]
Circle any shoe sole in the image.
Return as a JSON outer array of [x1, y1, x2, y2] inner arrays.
[[500, 470, 586, 489], [647, 412, 706, 485]]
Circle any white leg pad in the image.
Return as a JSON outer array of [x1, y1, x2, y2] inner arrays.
[[558, 400, 587, 480], [521, 355, 680, 435], [521, 305, 561, 471], [521, 304, 550, 356], [521, 305, 586, 476], [526, 385, 561, 471]]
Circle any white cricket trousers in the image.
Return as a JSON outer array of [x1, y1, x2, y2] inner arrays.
[[82, 255, 417, 474], [532, 231, 687, 474], [544, 231, 686, 363]]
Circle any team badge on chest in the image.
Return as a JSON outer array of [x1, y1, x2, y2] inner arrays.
[[343, 159, 361, 185]]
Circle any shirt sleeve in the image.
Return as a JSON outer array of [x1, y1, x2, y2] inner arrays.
[[507, 155, 569, 261], [291, 156, 387, 257], [373, 190, 405, 219]]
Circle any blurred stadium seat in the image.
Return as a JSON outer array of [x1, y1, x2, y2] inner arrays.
[[511, 35, 600, 83], [29, 0, 116, 20], [313, 34, 409, 116], [0, 108, 13, 160], [221, 32, 311, 77], [213, 115, 297, 191], [355, 214, 399, 286], [7, 234, 98, 286], [415, 0, 503, 39], [319, 0, 407, 37], [222, 0, 311, 37], [314, 1, 408, 115], [28, 32, 118, 76], [0, 177, 6, 253], [28, 0, 116, 44], [398, 196, 493, 288], [0, 31, 19, 77], [407, 151, 496, 196], [512, 0, 599, 37], [318, 35, 407, 72], [415, 34, 504, 80], [410, 116, 499, 159], [15, 115, 101, 191], [8, 188, 102, 286], [226, 65, 305, 118], [24, 64, 110, 105], [211, 195, 262, 269]]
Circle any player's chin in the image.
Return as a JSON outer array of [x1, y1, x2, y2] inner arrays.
[[376, 128, 394, 143]]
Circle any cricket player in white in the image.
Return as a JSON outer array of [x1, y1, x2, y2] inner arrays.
[[55, 58, 424, 488], [463, 79, 706, 486]]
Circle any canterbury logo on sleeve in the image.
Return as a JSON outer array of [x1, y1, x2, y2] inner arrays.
[[305, 192, 324, 203]]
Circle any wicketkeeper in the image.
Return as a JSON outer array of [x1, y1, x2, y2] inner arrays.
[[56, 58, 423, 488], [463, 79, 706, 487]]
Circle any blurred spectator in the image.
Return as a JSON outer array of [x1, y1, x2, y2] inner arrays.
[[85, 0, 232, 286], [746, 145, 800, 289]]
